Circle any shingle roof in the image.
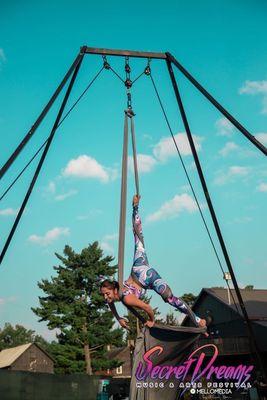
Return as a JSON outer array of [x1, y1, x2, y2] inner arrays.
[[108, 347, 126, 359], [0, 343, 32, 368], [203, 288, 267, 319]]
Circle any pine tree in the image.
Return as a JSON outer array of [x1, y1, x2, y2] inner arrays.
[[32, 242, 124, 374]]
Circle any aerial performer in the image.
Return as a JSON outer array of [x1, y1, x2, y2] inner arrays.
[[100, 195, 207, 332]]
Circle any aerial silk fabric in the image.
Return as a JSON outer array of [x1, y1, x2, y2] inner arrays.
[[130, 324, 203, 400]]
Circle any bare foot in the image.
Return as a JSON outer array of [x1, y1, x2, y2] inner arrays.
[[199, 318, 209, 337]]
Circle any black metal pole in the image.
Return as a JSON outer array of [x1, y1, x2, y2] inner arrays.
[[165, 55, 267, 384], [0, 47, 86, 181], [0, 51, 85, 266], [84, 46, 166, 59], [166, 52, 267, 157]]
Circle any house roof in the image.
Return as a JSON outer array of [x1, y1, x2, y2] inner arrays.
[[108, 347, 126, 359], [0, 343, 32, 368], [202, 288, 267, 319], [0, 342, 54, 368]]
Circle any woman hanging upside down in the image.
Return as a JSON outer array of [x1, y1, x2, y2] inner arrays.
[[100, 195, 207, 332]]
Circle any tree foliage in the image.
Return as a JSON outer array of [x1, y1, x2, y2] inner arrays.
[[165, 311, 179, 326], [32, 242, 124, 374], [0, 323, 49, 351], [180, 292, 197, 307]]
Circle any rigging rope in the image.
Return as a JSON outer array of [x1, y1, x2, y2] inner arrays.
[[0, 66, 104, 202], [0, 54, 84, 265], [1, 54, 239, 314], [149, 72, 239, 314]]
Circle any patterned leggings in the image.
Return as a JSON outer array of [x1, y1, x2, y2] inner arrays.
[[131, 204, 201, 326]]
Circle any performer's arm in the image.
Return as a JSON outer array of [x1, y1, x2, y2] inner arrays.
[[109, 302, 130, 330], [123, 294, 155, 327]]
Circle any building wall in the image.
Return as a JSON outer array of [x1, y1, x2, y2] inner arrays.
[[10, 344, 54, 374], [193, 292, 247, 337], [95, 346, 134, 378], [110, 347, 133, 378]]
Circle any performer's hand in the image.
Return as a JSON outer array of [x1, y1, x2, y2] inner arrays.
[[144, 320, 155, 328], [198, 318, 209, 337], [118, 318, 130, 330], [133, 194, 141, 206]]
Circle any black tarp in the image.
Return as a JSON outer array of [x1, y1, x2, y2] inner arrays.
[[130, 324, 206, 400]]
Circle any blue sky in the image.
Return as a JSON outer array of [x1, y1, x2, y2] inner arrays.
[[0, 0, 266, 341]]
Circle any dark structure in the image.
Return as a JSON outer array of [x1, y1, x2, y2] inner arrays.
[[129, 288, 267, 400], [184, 288, 267, 362], [0, 369, 100, 400], [183, 288, 267, 399], [130, 324, 204, 400], [0, 343, 54, 373]]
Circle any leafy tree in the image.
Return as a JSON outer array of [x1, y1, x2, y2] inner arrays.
[[0, 323, 49, 351], [212, 286, 225, 290], [180, 292, 197, 307], [32, 242, 124, 374], [244, 285, 254, 290], [165, 311, 179, 326]]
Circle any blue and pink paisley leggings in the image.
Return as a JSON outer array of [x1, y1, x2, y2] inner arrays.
[[131, 204, 201, 326]]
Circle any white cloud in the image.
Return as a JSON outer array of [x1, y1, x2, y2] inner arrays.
[[233, 216, 252, 224], [62, 155, 117, 183], [257, 182, 267, 192], [219, 141, 239, 157], [55, 190, 77, 201], [0, 48, 6, 66], [262, 97, 267, 114], [214, 165, 250, 185], [143, 134, 152, 140], [239, 80, 267, 114], [255, 133, 267, 145], [40, 327, 60, 341], [103, 233, 118, 241], [76, 209, 103, 220], [0, 208, 18, 216], [0, 296, 16, 306], [100, 233, 118, 254], [229, 166, 249, 175], [146, 193, 199, 223], [100, 241, 114, 254], [215, 117, 234, 136], [180, 184, 190, 192], [28, 227, 70, 246], [239, 80, 267, 95], [153, 133, 202, 162], [47, 181, 56, 194], [128, 154, 157, 174]]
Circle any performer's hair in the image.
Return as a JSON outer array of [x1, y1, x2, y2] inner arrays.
[[100, 279, 119, 291]]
